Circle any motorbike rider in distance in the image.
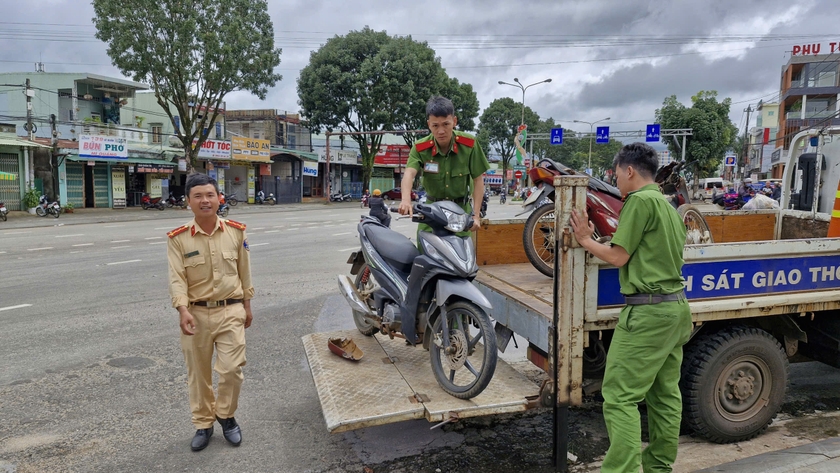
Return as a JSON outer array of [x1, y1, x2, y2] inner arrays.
[[368, 189, 391, 227]]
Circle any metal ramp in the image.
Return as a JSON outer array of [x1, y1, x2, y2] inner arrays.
[[302, 330, 540, 433]]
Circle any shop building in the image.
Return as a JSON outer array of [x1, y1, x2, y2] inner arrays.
[[0, 123, 49, 210]]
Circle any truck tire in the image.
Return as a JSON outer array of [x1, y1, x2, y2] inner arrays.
[[680, 326, 788, 443]]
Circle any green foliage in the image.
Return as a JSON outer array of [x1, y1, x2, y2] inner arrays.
[[92, 0, 282, 169], [297, 27, 478, 189], [655, 90, 738, 179], [23, 188, 40, 209], [477, 98, 541, 177]]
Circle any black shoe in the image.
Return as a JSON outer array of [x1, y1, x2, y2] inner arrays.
[[190, 427, 213, 451], [216, 416, 242, 446]]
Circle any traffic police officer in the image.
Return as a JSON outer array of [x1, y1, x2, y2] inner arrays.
[[167, 173, 254, 451], [571, 143, 691, 473], [398, 95, 490, 233]]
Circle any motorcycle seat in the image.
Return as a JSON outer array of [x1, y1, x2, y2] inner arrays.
[[364, 224, 419, 273], [588, 178, 622, 200]]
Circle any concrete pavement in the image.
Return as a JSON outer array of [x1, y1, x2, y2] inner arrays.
[[695, 436, 840, 473]]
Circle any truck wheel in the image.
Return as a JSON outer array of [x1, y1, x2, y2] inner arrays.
[[352, 264, 378, 336], [678, 204, 714, 244], [680, 326, 788, 443]]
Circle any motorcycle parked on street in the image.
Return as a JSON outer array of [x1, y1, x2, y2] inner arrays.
[[338, 201, 498, 399], [255, 190, 276, 205], [141, 193, 165, 211], [480, 190, 489, 218], [0, 201, 7, 221], [330, 191, 353, 202], [521, 158, 712, 277], [226, 192, 240, 206], [36, 195, 61, 218], [217, 202, 230, 218], [165, 194, 186, 209]]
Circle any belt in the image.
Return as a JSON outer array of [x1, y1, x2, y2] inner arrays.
[[624, 292, 685, 305], [427, 196, 469, 205], [191, 299, 243, 307]]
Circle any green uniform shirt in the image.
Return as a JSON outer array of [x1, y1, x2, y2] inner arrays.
[[609, 184, 686, 295], [406, 130, 490, 202]]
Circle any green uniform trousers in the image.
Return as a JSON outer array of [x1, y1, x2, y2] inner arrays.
[[601, 299, 692, 473]]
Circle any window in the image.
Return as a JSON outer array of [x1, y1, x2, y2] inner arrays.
[[768, 111, 774, 116], [151, 123, 163, 144], [808, 62, 838, 88], [241, 123, 249, 137], [215, 122, 222, 139]]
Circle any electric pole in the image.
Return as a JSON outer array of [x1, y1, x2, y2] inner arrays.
[[25, 78, 35, 140], [741, 104, 753, 181]]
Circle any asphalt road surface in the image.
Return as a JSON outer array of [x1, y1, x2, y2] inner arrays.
[[1, 199, 840, 473]]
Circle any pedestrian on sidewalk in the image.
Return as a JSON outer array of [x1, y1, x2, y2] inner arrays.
[[167, 173, 254, 452], [570, 142, 691, 473]]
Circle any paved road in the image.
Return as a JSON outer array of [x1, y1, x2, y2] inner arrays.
[[1, 199, 839, 473]]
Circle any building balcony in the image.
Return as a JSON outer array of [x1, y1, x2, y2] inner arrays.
[[785, 110, 839, 120], [782, 85, 840, 101]]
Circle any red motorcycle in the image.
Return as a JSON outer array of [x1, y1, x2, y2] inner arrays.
[[141, 193, 165, 211], [521, 158, 711, 277]]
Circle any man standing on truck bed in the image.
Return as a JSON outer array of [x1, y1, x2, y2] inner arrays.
[[398, 95, 489, 234], [570, 142, 691, 473]]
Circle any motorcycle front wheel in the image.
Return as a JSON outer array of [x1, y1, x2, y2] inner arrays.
[[228, 197, 238, 207], [430, 301, 497, 399], [218, 207, 229, 217], [0, 212, 6, 221], [35, 206, 46, 217], [679, 204, 714, 245], [268, 199, 276, 206], [158, 204, 165, 211], [52, 208, 60, 218], [352, 263, 379, 336]]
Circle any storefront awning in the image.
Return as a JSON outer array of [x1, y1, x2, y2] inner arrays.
[[270, 146, 318, 162], [66, 155, 176, 167], [0, 138, 51, 148]]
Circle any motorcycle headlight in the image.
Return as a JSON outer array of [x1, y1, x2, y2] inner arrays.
[[441, 208, 470, 233]]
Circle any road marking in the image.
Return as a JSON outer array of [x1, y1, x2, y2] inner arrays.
[[27, 247, 53, 251], [111, 239, 131, 243], [72, 243, 94, 247], [264, 230, 280, 233], [287, 227, 300, 231], [0, 304, 32, 312], [2, 231, 31, 235], [251, 227, 265, 231], [103, 224, 125, 228], [332, 232, 352, 236], [154, 226, 172, 230], [272, 225, 284, 228], [111, 245, 131, 249], [70, 250, 84, 254], [323, 224, 335, 228], [249, 242, 269, 247], [55, 234, 84, 238], [291, 223, 302, 226], [338, 247, 358, 252], [144, 236, 162, 240], [149, 241, 166, 245], [107, 259, 141, 265], [0, 251, 5, 254]]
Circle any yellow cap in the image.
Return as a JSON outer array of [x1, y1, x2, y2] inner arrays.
[[373, 189, 382, 196]]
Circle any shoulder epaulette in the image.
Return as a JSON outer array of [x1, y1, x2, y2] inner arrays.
[[455, 135, 475, 148], [225, 219, 246, 231], [167, 225, 189, 239], [415, 140, 435, 152]]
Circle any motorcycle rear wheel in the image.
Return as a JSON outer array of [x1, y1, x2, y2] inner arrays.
[[523, 202, 556, 277], [228, 197, 238, 207], [352, 264, 379, 336], [0, 212, 6, 221], [268, 199, 276, 206], [35, 206, 46, 217], [158, 204, 165, 211], [429, 301, 497, 399], [678, 204, 714, 245], [218, 207, 228, 217]]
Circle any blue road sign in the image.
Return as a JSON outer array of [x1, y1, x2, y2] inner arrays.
[[646, 124, 661, 142], [724, 155, 736, 167], [596, 126, 610, 144], [550, 127, 563, 145]]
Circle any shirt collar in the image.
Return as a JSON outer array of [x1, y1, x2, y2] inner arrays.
[[432, 133, 458, 157], [189, 217, 224, 236]]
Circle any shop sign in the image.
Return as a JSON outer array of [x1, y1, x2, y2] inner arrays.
[[136, 163, 175, 174], [792, 43, 840, 56], [112, 168, 126, 208], [79, 134, 128, 159], [302, 161, 318, 177], [195, 139, 232, 160], [211, 160, 230, 169], [319, 149, 358, 165], [231, 136, 271, 162], [217, 168, 225, 191], [247, 167, 256, 202], [178, 159, 187, 171], [259, 164, 272, 176], [374, 144, 411, 166]]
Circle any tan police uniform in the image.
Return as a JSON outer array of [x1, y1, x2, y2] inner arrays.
[[167, 217, 254, 429]]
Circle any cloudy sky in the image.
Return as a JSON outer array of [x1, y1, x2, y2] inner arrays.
[[1, 0, 837, 139]]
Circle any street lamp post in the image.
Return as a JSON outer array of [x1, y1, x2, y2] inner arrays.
[[573, 117, 610, 174], [498, 78, 552, 185]]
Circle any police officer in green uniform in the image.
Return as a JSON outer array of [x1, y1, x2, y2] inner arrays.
[[570, 142, 692, 473], [398, 95, 489, 234]]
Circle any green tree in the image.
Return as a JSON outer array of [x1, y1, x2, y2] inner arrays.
[[92, 0, 282, 170], [656, 90, 738, 180], [477, 97, 541, 182], [297, 28, 478, 189]]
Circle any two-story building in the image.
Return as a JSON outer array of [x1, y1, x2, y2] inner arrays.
[[747, 100, 780, 179]]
